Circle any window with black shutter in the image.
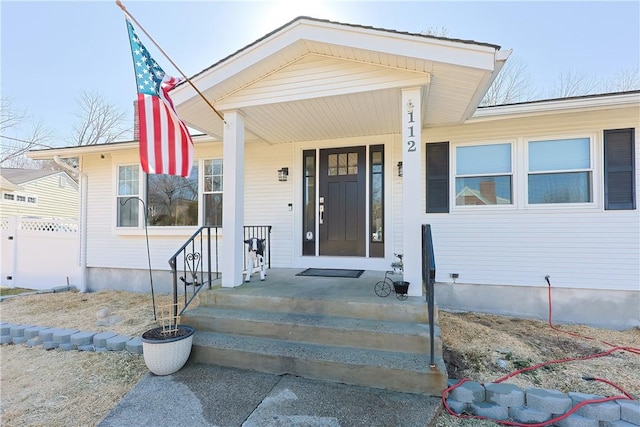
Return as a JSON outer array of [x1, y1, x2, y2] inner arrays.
[[426, 142, 449, 213], [604, 128, 636, 210]]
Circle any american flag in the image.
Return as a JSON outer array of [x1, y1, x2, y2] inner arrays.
[[125, 19, 193, 178]]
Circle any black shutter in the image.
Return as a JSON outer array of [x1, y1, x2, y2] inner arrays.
[[604, 128, 636, 210], [426, 142, 449, 213]]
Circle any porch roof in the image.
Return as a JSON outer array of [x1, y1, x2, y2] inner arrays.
[[171, 16, 510, 144]]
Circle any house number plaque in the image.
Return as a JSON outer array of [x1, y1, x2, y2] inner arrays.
[[405, 100, 417, 153]]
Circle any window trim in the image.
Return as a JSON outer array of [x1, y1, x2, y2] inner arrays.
[[115, 163, 143, 229], [202, 157, 224, 228], [114, 160, 225, 235], [524, 133, 598, 209], [452, 140, 515, 210]]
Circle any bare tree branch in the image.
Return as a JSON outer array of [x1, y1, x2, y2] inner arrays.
[[421, 26, 451, 37], [603, 68, 640, 92], [481, 57, 536, 106], [1, 97, 54, 166], [550, 70, 601, 98], [69, 90, 131, 146]]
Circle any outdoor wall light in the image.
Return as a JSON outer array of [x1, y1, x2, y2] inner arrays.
[[278, 167, 289, 182], [397, 161, 403, 177]]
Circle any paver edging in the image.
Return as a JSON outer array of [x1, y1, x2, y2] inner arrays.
[[446, 380, 639, 426]]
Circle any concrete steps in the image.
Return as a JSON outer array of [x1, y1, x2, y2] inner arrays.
[[181, 289, 447, 395], [182, 306, 442, 354]]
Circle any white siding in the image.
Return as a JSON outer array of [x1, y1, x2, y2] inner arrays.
[[84, 151, 198, 272], [217, 54, 430, 109], [81, 105, 638, 297], [419, 107, 640, 292], [244, 141, 295, 267], [0, 173, 78, 220]]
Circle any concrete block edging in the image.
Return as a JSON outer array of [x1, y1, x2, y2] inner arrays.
[[1, 322, 143, 355], [446, 380, 639, 426]]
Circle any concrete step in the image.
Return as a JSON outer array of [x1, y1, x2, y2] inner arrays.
[[181, 306, 442, 354], [196, 289, 437, 323], [190, 330, 448, 395]]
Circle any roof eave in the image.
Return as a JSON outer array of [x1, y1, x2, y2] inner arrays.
[[468, 91, 640, 123]]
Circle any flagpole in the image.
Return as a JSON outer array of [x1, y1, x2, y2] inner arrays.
[[116, 0, 226, 124]]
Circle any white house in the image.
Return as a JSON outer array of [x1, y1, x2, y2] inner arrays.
[[28, 17, 639, 329], [0, 168, 79, 220]]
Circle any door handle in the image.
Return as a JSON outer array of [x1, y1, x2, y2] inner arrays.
[[319, 204, 324, 224]]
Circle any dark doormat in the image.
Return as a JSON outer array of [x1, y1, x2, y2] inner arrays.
[[296, 268, 364, 278]]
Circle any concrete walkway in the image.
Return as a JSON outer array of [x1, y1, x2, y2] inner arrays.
[[99, 362, 442, 427]]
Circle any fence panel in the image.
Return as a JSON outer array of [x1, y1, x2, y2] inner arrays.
[[1, 217, 80, 290]]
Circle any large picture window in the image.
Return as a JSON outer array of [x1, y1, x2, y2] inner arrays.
[[117, 160, 222, 229], [146, 165, 199, 226], [528, 137, 592, 204], [455, 143, 512, 206], [203, 159, 223, 227]]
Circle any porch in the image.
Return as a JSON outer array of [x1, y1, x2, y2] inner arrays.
[[181, 268, 447, 396]]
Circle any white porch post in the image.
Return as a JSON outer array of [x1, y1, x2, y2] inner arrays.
[[221, 110, 245, 287], [401, 87, 422, 297]]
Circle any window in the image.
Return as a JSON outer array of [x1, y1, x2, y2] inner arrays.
[[27, 197, 37, 204], [369, 145, 384, 257], [16, 195, 26, 202], [528, 137, 592, 204], [328, 152, 358, 176], [455, 143, 512, 206], [302, 150, 316, 256], [3, 193, 14, 201], [117, 165, 140, 227], [604, 128, 635, 210], [147, 165, 198, 226], [203, 159, 223, 227]]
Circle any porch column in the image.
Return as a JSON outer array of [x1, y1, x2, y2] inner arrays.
[[221, 110, 245, 287], [401, 87, 422, 297]]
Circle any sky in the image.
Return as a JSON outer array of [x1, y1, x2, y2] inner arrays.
[[1, 1, 639, 146]]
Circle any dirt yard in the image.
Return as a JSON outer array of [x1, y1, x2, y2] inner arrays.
[[0, 290, 638, 426]]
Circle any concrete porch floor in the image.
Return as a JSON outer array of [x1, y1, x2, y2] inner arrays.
[[206, 268, 427, 307]]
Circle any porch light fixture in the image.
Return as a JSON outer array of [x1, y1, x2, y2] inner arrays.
[[397, 161, 403, 177], [278, 167, 289, 182]]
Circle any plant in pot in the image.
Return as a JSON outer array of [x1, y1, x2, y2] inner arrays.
[[141, 302, 195, 376]]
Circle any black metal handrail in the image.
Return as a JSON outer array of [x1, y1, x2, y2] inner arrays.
[[422, 224, 437, 368], [168, 225, 272, 317]]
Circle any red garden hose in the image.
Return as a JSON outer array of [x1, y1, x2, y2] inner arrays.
[[441, 276, 639, 426]]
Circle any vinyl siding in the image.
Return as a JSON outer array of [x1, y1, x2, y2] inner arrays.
[[80, 105, 638, 294], [217, 54, 429, 109], [419, 106, 640, 292], [244, 141, 295, 267], [0, 173, 78, 220]]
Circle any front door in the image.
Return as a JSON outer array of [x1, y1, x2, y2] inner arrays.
[[319, 146, 366, 256]]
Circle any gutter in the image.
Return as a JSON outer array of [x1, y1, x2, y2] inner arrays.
[[53, 156, 87, 293]]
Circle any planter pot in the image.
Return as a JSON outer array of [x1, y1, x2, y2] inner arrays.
[[393, 281, 410, 295], [141, 325, 195, 376]]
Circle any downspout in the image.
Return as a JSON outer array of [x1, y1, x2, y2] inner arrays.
[[54, 155, 87, 293]]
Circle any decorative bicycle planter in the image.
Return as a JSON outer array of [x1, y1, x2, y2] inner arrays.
[[374, 254, 409, 300]]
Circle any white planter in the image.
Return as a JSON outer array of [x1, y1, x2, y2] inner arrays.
[[141, 325, 195, 376]]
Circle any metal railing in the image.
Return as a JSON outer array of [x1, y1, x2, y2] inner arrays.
[[168, 225, 272, 317], [422, 224, 437, 368]]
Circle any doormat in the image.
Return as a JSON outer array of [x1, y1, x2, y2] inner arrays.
[[296, 268, 364, 278]]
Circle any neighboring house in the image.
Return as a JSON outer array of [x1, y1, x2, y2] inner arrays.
[[28, 17, 639, 329], [0, 168, 79, 220]]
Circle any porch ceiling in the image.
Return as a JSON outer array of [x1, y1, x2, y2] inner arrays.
[[172, 17, 507, 144]]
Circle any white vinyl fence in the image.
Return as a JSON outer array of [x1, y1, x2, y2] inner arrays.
[[1, 216, 80, 290]]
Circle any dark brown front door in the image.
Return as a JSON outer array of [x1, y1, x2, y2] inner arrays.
[[319, 146, 366, 256]]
